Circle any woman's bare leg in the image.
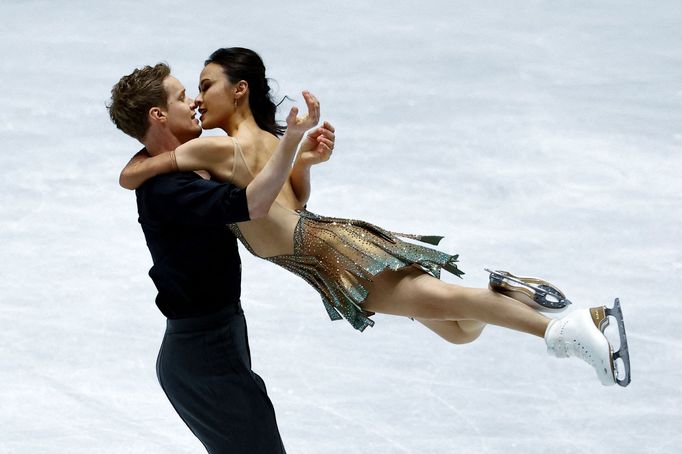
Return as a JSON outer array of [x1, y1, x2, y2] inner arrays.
[[416, 319, 486, 344], [362, 266, 550, 338]]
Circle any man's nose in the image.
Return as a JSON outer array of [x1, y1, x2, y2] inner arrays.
[[189, 97, 197, 109]]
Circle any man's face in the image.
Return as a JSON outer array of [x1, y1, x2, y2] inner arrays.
[[162, 76, 202, 144]]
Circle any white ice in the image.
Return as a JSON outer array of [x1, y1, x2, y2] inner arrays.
[[1, 1, 681, 453]]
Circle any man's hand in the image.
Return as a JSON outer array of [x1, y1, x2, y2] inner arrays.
[[297, 121, 335, 168]]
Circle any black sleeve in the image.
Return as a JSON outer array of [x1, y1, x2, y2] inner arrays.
[[139, 173, 250, 225]]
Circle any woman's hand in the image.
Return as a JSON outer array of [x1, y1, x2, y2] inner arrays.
[[288, 121, 335, 208], [129, 148, 151, 165], [297, 121, 335, 168], [119, 148, 152, 189], [285, 91, 320, 136]]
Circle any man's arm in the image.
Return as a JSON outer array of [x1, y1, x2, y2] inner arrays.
[[289, 121, 335, 209]]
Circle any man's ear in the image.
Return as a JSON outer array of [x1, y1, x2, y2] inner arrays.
[[148, 106, 166, 124]]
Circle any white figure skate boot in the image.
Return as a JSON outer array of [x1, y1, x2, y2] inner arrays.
[[544, 298, 631, 387]]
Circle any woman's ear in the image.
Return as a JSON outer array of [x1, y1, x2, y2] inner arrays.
[[234, 80, 249, 101]]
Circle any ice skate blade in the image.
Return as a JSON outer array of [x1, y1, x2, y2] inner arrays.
[[605, 298, 631, 387], [485, 268, 571, 313]]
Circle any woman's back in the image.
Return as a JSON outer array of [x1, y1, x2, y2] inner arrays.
[[230, 136, 301, 258]]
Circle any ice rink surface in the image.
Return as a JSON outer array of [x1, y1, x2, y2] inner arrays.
[[1, 1, 681, 452]]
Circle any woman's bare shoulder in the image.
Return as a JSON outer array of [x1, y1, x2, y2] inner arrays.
[[176, 136, 236, 160], [174, 135, 237, 178], [184, 135, 235, 149]]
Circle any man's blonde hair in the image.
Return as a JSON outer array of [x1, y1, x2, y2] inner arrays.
[[107, 63, 171, 141]]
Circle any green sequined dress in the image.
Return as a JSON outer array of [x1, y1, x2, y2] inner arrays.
[[228, 138, 463, 332], [229, 209, 463, 332]]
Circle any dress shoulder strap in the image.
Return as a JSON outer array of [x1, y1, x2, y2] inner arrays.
[[230, 136, 256, 186]]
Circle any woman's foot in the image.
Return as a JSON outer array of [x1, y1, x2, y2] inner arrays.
[[486, 269, 571, 313], [544, 300, 631, 386]]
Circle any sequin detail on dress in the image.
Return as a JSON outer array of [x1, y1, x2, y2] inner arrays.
[[229, 210, 463, 332]]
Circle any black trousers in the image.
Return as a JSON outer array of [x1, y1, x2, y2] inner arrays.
[[156, 304, 286, 454]]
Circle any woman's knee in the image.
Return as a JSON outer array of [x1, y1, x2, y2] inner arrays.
[[435, 321, 484, 345], [454, 321, 485, 344]]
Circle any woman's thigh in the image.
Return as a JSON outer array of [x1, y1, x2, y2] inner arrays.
[[361, 265, 471, 320]]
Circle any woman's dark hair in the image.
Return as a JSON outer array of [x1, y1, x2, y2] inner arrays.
[[205, 47, 285, 137]]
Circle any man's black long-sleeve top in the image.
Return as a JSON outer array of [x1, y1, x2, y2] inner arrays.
[[136, 172, 250, 318]]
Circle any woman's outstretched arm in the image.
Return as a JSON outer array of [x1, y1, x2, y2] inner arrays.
[[247, 92, 320, 218], [289, 121, 335, 209], [119, 149, 151, 189], [118, 137, 236, 190]]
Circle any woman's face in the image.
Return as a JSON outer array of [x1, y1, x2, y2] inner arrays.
[[196, 63, 234, 130]]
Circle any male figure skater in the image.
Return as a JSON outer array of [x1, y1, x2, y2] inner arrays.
[[107, 63, 331, 453]]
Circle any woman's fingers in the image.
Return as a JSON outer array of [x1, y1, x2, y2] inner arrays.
[[302, 91, 320, 124], [322, 121, 335, 133], [319, 137, 333, 149], [316, 137, 334, 159], [307, 129, 330, 142], [287, 92, 323, 134], [307, 127, 323, 140], [287, 106, 299, 125], [320, 128, 334, 140]]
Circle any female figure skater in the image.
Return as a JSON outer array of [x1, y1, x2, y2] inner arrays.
[[120, 48, 630, 387]]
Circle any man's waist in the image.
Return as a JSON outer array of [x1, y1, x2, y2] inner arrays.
[[165, 301, 244, 333]]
